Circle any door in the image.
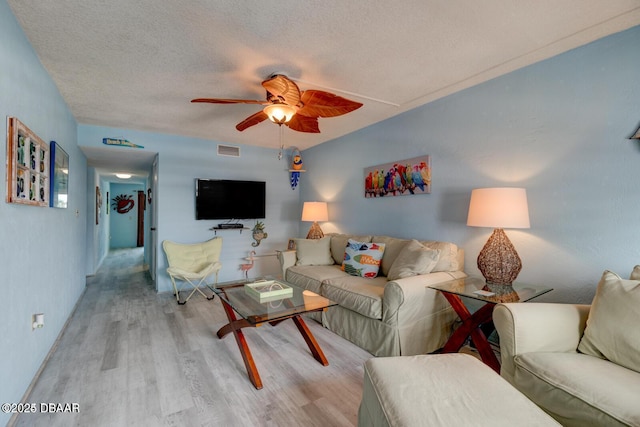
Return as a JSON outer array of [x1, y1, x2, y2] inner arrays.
[[137, 190, 145, 247], [149, 156, 158, 284]]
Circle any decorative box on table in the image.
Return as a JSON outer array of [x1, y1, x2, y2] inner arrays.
[[244, 280, 293, 303]]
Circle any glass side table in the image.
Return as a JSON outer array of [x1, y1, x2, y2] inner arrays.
[[429, 276, 552, 373]]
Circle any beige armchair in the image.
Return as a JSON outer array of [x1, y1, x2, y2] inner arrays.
[[163, 237, 223, 304], [494, 303, 639, 426]]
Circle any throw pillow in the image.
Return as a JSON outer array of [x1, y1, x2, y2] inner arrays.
[[372, 236, 410, 277], [294, 237, 334, 266], [577, 270, 640, 373], [328, 233, 373, 265], [419, 240, 459, 272], [342, 239, 386, 278], [387, 240, 440, 281]]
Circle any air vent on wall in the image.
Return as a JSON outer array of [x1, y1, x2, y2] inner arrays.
[[217, 144, 240, 157]]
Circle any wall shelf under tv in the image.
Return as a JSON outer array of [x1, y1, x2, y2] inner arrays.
[[209, 226, 249, 235]]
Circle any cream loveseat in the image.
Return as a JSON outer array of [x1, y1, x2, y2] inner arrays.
[[494, 268, 640, 427], [277, 234, 466, 356]]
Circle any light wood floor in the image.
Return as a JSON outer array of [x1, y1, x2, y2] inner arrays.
[[14, 248, 373, 427]]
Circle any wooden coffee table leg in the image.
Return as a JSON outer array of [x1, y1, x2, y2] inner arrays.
[[291, 315, 329, 366], [217, 299, 263, 389]]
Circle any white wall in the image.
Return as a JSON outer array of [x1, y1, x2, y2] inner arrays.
[[300, 25, 640, 304], [0, 2, 86, 424], [77, 125, 302, 292]]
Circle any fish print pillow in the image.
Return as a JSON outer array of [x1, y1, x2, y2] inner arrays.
[[342, 239, 386, 278]]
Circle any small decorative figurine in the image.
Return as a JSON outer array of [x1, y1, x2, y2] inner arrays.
[[289, 147, 305, 190], [251, 221, 268, 247], [240, 250, 256, 278]]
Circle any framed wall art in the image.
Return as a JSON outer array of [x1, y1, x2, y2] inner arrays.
[[96, 186, 102, 224], [364, 155, 431, 198], [6, 117, 50, 206], [50, 141, 69, 208], [287, 239, 296, 250]]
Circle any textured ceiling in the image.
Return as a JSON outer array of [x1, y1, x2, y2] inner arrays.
[[7, 0, 640, 174]]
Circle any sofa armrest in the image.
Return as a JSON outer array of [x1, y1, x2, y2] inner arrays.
[[382, 271, 467, 325], [493, 303, 591, 383], [276, 250, 297, 279]]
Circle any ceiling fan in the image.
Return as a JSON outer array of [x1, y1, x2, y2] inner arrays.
[[191, 74, 363, 133]]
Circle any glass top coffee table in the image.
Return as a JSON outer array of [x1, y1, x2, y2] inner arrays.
[[211, 276, 337, 389], [429, 277, 552, 373]]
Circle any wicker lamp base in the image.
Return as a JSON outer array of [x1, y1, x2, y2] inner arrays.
[[306, 222, 324, 239], [477, 228, 522, 285]]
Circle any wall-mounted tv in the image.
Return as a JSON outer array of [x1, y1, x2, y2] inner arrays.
[[195, 179, 266, 220]]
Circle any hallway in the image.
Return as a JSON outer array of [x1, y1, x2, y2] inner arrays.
[[13, 248, 370, 427]]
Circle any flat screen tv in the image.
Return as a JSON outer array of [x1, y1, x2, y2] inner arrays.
[[195, 179, 266, 220]]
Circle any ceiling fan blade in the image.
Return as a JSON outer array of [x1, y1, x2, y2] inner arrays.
[[296, 90, 363, 118], [191, 98, 267, 105], [286, 114, 320, 133], [236, 111, 269, 131], [262, 75, 301, 107]]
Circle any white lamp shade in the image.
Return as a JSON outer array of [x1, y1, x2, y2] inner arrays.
[[301, 202, 328, 222], [467, 188, 530, 229]]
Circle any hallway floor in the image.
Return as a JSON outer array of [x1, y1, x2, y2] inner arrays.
[[14, 248, 371, 427]]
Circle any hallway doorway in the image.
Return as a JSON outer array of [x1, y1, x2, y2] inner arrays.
[[109, 183, 145, 250]]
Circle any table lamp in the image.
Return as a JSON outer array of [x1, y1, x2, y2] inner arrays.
[[301, 201, 328, 239], [467, 188, 530, 285]]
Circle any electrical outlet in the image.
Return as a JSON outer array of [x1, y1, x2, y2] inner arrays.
[[32, 313, 44, 330]]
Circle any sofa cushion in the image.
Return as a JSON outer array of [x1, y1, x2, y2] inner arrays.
[[285, 264, 347, 294], [294, 236, 334, 266], [322, 275, 387, 319], [419, 240, 460, 272], [342, 239, 386, 278], [514, 351, 640, 426], [387, 239, 440, 281], [577, 270, 640, 373], [372, 236, 410, 276], [328, 233, 372, 265]]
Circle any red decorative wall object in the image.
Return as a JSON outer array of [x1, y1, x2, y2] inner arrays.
[[111, 194, 135, 214]]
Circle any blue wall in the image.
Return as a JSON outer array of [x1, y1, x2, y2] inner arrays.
[[2, 0, 639, 420], [301, 25, 640, 304], [77, 125, 301, 292], [109, 183, 144, 248], [0, 2, 86, 424]]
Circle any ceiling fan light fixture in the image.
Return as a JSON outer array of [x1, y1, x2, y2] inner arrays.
[[264, 104, 296, 125]]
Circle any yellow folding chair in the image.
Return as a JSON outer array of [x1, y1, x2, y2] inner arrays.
[[162, 237, 223, 304]]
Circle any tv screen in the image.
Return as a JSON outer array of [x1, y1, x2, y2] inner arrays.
[[195, 179, 266, 220]]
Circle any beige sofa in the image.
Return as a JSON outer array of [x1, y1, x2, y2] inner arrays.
[[277, 233, 466, 356], [494, 269, 640, 427]]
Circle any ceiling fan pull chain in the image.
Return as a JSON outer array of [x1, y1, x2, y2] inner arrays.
[[278, 124, 284, 160]]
